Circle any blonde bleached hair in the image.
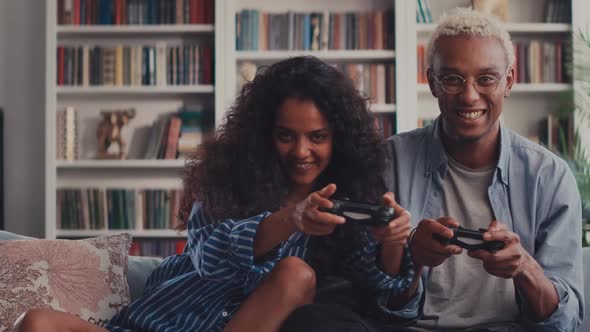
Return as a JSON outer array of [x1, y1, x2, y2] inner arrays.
[[427, 8, 514, 68]]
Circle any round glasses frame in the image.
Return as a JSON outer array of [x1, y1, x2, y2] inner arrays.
[[430, 67, 511, 95]]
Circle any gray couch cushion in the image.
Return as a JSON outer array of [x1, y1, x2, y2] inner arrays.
[[127, 254, 162, 301], [581, 247, 590, 331], [0, 230, 162, 302], [0, 230, 34, 240]]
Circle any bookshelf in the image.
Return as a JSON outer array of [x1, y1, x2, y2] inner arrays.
[[45, 0, 215, 257], [44, 0, 582, 257]]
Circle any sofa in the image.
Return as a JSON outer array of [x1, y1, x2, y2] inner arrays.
[[1, 230, 589, 330]]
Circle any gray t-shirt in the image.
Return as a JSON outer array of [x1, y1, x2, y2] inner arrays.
[[417, 157, 520, 330]]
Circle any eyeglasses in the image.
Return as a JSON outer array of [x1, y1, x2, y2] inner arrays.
[[430, 67, 510, 95]]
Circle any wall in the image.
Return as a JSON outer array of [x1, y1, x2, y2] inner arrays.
[[0, 1, 4, 230], [0, 1, 5, 105], [0, 0, 46, 237]]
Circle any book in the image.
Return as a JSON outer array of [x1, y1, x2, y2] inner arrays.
[[472, 0, 509, 22]]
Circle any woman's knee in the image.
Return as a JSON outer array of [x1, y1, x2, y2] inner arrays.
[[270, 257, 316, 303], [13, 309, 54, 332]]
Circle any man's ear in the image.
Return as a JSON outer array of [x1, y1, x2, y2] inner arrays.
[[426, 68, 438, 98], [504, 66, 515, 97]]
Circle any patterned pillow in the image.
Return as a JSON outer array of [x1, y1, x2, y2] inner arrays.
[[0, 233, 131, 330]]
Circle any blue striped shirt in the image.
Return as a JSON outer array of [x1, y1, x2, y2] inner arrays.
[[105, 202, 416, 332]]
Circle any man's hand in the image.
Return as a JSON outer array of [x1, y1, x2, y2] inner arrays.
[[291, 184, 346, 236], [410, 217, 463, 267], [368, 192, 412, 247], [468, 220, 527, 279], [468, 220, 559, 321]]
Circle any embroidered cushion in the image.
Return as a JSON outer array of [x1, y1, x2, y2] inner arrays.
[[0, 233, 131, 330]]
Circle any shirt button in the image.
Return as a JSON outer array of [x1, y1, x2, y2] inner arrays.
[[221, 311, 228, 317]]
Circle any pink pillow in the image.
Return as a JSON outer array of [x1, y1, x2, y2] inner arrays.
[[0, 233, 131, 329]]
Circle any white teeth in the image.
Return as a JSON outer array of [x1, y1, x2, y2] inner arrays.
[[458, 111, 483, 120], [295, 163, 311, 169]]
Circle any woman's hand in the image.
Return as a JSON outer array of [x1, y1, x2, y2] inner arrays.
[[371, 192, 412, 278], [290, 184, 346, 236], [368, 192, 412, 247]]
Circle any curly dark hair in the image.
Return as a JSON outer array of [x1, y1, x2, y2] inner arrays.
[[178, 56, 386, 274], [179, 56, 385, 223]]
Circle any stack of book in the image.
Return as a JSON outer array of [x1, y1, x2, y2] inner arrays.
[[58, 0, 215, 25], [235, 9, 395, 51], [56, 44, 213, 86], [56, 188, 183, 230]]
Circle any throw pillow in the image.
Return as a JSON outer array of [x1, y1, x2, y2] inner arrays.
[[0, 233, 131, 330]]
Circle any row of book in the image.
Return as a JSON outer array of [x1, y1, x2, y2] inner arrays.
[[415, 0, 433, 24], [539, 113, 574, 155], [56, 44, 213, 86], [57, 188, 183, 230], [57, 107, 79, 161], [130, 238, 187, 257], [334, 63, 396, 105], [418, 0, 569, 24], [58, 0, 214, 25], [374, 113, 396, 139], [514, 40, 568, 84], [127, 106, 211, 160], [417, 40, 570, 84], [543, 0, 571, 23], [235, 9, 395, 51], [237, 62, 395, 105]]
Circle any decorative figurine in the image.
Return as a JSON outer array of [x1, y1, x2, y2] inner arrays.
[[96, 108, 136, 159]]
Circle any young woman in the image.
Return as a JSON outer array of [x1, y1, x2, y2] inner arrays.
[[15, 56, 415, 332]]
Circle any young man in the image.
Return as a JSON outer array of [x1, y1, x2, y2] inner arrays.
[[383, 8, 583, 331], [280, 8, 583, 332]]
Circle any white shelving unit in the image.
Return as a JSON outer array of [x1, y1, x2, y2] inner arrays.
[[45, 0, 580, 244], [45, 0, 216, 243]]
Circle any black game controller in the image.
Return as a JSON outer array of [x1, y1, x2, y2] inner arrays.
[[432, 226, 505, 253], [319, 199, 395, 227]]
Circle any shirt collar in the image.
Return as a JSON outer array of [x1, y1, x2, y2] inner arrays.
[[425, 116, 510, 186]]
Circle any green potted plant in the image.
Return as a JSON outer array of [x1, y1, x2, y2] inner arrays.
[[553, 27, 590, 246]]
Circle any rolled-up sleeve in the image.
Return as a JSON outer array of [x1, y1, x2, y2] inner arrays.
[[185, 203, 282, 292]]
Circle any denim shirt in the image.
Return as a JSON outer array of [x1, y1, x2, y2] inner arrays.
[[383, 117, 584, 331]]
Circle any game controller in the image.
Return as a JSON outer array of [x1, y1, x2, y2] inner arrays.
[[319, 199, 394, 227], [432, 226, 505, 253]]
